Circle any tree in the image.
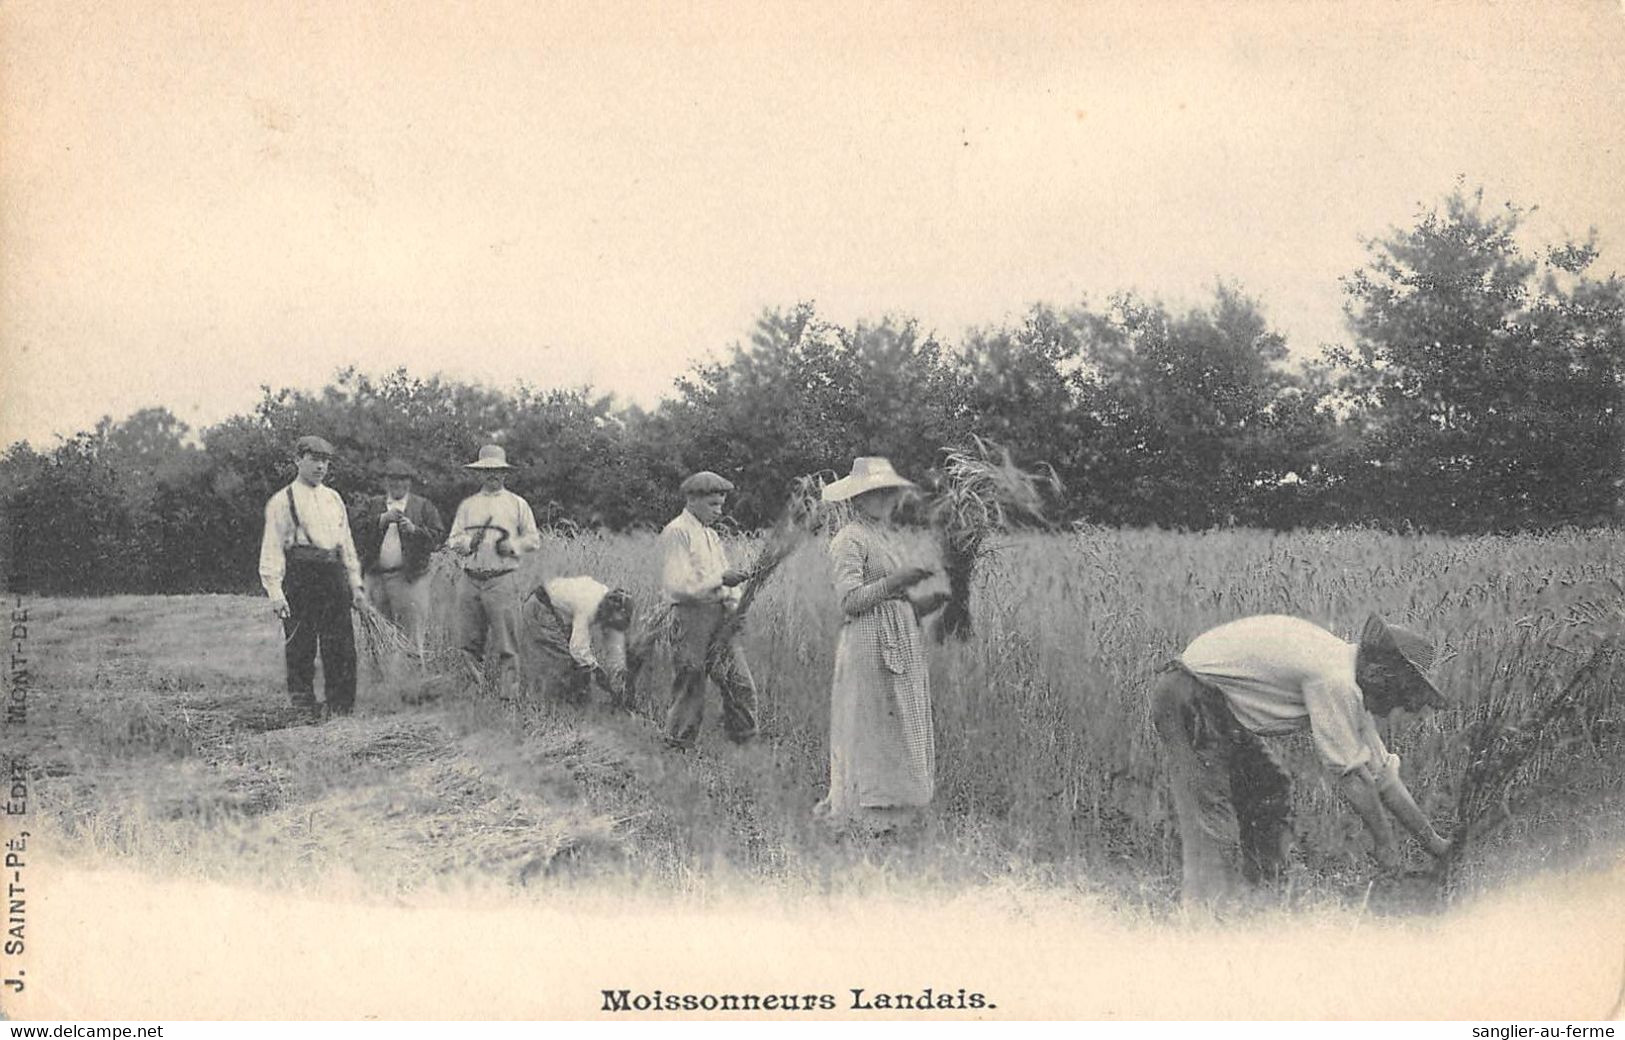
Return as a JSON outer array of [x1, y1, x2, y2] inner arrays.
[[1082, 286, 1333, 527], [955, 304, 1099, 518], [656, 304, 968, 525], [1332, 185, 1625, 531]]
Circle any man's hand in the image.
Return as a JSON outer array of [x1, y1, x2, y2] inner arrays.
[[269, 595, 291, 619], [721, 568, 748, 587], [351, 587, 369, 611], [398, 517, 417, 535], [379, 511, 398, 528], [1426, 832, 1451, 859]]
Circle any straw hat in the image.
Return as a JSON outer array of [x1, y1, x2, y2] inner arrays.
[[1358, 614, 1447, 708], [821, 457, 918, 503], [382, 457, 417, 479], [463, 444, 513, 470]]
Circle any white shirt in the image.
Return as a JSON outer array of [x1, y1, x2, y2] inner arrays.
[[542, 575, 611, 668], [377, 494, 409, 570], [259, 480, 364, 599], [446, 488, 541, 572], [659, 508, 739, 606], [1180, 614, 1398, 779]]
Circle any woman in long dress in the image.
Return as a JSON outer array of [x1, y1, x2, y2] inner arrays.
[[815, 457, 948, 834]]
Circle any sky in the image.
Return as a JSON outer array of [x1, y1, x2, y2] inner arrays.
[[3, 0, 1623, 447]]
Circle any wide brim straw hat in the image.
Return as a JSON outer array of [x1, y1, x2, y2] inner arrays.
[[464, 444, 513, 470], [1359, 614, 1448, 709], [821, 457, 918, 503]]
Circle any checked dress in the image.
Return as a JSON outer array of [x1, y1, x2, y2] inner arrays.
[[816, 517, 934, 822]]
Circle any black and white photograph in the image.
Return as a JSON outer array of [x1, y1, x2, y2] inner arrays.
[[2, 0, 1624, 1023]]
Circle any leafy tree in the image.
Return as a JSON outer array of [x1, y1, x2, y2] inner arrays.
[[656, 304, 968, 524], [1332, 185, 1625, 530], [955, 304, 1099, 517], [1082, 286, 1333, 528]]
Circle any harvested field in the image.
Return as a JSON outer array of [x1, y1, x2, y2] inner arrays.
[[9, 529, 1625, 914]]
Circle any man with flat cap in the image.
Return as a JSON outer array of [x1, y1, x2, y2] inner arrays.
[[1152, 613, 1453, 909], [446, 444, 541, 695], [259, 435, 367, 720], [354, 458, 445, 652], [658, 470, 758, 749]]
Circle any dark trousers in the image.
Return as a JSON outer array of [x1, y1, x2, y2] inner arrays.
[[520, 596, 597, 706], [1151, 664, 1292, 908], [282, 560, 357, 714], [662, 602, 758, 747]]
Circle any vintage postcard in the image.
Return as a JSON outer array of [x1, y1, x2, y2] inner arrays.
[[2, 0, 1623, 1022]]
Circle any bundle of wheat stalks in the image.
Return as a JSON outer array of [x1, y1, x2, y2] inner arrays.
[[927, 437, 1060, 642], [1441, 639, 1618, 894], [354, 598, 469, 694], [702, 471, 844, 671]]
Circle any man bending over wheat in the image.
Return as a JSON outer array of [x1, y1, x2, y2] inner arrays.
[[1153, 613, 1452, 910]]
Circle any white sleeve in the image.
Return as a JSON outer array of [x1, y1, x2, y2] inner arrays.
[[333, 490, 363, 590], [568, 610, 598, 668], [661, 526, 719, 603], [1303, 678, 1383, 776], [258, 494, 288, 600], [511, 495, 542, 555], [446, 500, 472, 553]]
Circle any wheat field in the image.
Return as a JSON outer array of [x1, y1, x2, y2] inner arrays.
[[15, 526, 1625, 913]]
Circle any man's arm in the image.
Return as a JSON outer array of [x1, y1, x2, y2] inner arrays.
[[259, 496, 290, 615], [510, 495, 542, 555], [331, 490, 366, 599], [1375, 760, 1451, 857], [414, 497, 447, 546], [1336, 769, 1403, 871], [567, 609, 599, 669], [445, 500, 473, 554]]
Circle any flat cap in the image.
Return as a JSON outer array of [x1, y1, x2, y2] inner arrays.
[[680, 470, 734, 496], [294, 435, 337, 457]]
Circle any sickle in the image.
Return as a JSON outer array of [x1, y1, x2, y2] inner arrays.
[[467, 520, 511, 556]]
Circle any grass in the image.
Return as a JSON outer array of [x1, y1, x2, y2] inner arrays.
[[8, 527, 1625, 913]]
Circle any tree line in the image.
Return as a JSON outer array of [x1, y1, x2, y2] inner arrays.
[[4, 186, 1622, 595]]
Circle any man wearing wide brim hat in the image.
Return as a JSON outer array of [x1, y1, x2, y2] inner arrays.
[[258, 435, 367, 721], [353, 457, 445, 654], [656, 469, 759, 748], [446, 444, 541, 695], [1151, 612, 1452, 910]]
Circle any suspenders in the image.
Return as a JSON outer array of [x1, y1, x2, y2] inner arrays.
[[286, 486, 313, 546], [284, 486, 340, 565]]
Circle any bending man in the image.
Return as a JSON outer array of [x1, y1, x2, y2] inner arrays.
[[1153, 613, 1452, 908]]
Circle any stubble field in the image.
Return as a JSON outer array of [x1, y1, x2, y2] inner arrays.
[[12, 526, 1625, 916]]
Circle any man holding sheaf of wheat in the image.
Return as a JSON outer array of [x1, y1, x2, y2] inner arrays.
[[259, 435, 368, 722], [658, 470, 758, 749], [1153, 613, 1453, 910]]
